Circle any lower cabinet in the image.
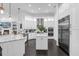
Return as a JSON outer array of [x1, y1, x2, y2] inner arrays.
[[0, 39, 25, 56], [36, 34, 48, 50]]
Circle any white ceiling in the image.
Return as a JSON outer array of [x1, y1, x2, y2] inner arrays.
[[1, 3, 62, 17], [15, 3, 57, 13]]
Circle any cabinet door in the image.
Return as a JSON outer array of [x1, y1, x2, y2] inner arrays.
[[36, 37, 42, 50], [1, 43, 8, 56], [36, 36, 48, 50], [41, 37, 48, 50]]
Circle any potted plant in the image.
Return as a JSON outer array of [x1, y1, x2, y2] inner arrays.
[[37, 25, 46, 33]]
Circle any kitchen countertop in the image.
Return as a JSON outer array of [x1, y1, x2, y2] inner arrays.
[[0, 34, 26, 43], [36, 33, 48, 36]]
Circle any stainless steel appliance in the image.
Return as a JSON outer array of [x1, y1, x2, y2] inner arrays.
[[58, 15, 70, 55], [0, 47, 2, 56]]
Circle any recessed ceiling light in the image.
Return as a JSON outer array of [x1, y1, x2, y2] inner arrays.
[[45, 10, 49, 13], [28, 4, 31, 7], [38, 8, 40, 10], [0, 3, 4, 14], [48, 4, 51, 7], [0, 10, 4, 14]]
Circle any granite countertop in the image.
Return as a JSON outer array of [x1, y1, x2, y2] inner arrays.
[[0, 34, 26, 43]]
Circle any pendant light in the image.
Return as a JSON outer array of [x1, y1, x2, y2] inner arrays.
[[18, 8, 22, 29], [9, 3, 12, 19], [0, 3, 4, 14], [18, 8, 20, 21]]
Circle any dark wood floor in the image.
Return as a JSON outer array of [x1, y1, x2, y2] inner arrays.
[[24, 39, 68, 56]]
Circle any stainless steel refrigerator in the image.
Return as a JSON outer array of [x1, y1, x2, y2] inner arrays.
[[58, 15, 70, 55]]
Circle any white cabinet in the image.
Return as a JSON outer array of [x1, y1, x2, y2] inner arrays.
[[36, 33, 48, 50], [28, 33, 36, 40], [0, 39, 25, 56]]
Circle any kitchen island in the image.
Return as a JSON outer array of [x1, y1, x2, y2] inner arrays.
[[0, 34, 26, 56], [36, 33, 48, 50]]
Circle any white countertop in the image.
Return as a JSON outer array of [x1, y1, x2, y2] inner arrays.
[[0, 34, 26, 43], [36, 33, 48, 36]]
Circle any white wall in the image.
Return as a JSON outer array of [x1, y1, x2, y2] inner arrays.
[[44, 17, 54, 28], [22, 16, 36, 29], [22, 16, 54, 29], [23, 20, 36, 29], [69, 4, 79, 56]]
